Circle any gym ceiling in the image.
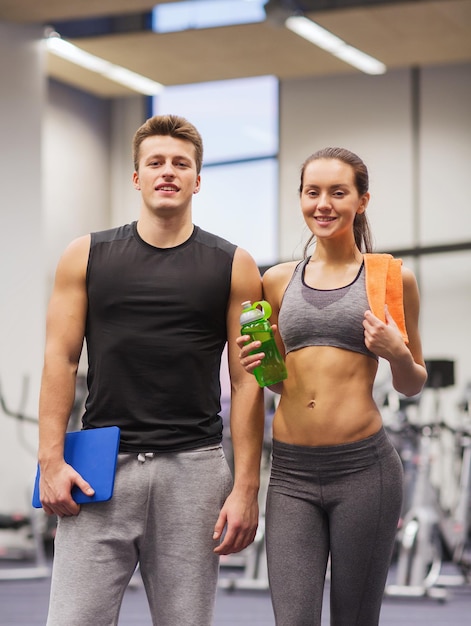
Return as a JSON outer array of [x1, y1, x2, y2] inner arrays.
[[0, 0, 470, 97]]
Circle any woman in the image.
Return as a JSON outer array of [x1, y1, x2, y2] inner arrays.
[[237, 147, 427, 625]]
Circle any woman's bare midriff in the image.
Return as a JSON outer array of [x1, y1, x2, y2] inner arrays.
[[273, 346, 383, 446]]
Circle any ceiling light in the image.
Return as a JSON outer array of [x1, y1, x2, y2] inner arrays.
[[285, 15, 386, 76], [45, 33, 165, 95]]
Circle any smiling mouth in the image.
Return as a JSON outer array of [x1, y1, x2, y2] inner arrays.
[[315, 216, 335, 222], [156, 185, 178, 192]]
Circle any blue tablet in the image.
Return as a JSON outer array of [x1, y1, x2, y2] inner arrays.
[[32, 426, 120, 508]]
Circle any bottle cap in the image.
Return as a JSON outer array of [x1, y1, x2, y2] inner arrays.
[[240, 300, 272, 325]]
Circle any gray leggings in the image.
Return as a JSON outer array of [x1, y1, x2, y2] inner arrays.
[[46, 445, 233, 626], [266, 428, 403, 626]]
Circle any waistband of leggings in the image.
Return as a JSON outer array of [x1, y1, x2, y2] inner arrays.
[[272, 427, 392, 462]]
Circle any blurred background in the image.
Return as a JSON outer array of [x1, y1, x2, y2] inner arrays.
[[0, 0, 470, 607]]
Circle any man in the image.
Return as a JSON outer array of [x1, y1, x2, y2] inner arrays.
[[38, 114, 265, 625]]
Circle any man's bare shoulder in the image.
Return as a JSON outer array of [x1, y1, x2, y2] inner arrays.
[[55, 234, 91, 280], [62, 234, 90, 257]]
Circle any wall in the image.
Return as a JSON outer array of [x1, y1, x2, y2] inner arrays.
[[279, 68, 418, 259], [0, 22, 45, 512], [418, 64, 471, 416], [43, 80, 113, 291], [43, 85, 146, 276], [109, 97, 147, 227]]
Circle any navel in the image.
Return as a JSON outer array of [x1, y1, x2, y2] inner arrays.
[[307, 399, 316, 409]]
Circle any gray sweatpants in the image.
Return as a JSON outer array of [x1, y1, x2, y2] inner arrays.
[[46, 444, 233, 626], [266, 427, 403, 626]]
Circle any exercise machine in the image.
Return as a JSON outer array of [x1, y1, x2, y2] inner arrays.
[[0, 510, 50, 581], [386, 360, 470, 600], [436, 408, 471, 586], [0, 379, 51, 580]]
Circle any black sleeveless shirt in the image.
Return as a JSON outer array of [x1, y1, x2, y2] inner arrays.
[[82, 222, 236, 452]]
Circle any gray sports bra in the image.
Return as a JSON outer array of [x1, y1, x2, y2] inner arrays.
[[278, 258, 377, 360]]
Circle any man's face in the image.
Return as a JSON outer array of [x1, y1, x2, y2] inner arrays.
[[133, 134, 200, 215]]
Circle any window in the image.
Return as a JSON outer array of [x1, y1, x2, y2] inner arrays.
[[152, 74, 279, 265], [193, 159, 278, 267], [152, 0, 268, 33]]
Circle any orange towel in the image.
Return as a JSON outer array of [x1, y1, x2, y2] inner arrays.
[[364, 253, 409, 344]]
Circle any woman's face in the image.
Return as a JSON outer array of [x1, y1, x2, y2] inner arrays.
[[300, 158, 369, 242]]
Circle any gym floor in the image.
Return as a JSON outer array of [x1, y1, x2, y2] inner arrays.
[[0, 562, 470, 625]]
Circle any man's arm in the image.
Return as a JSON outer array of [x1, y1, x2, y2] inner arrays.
[[38, 235, 94, 517], [213, 247, 265, 555]]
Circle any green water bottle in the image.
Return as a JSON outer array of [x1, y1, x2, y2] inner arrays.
[[240, 300, 287, 388]]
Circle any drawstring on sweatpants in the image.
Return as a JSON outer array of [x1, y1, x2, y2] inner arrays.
[[137, 452, 154, 463]]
